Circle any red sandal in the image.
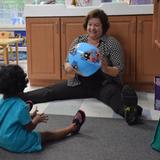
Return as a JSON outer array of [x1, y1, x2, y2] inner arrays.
[[72, 110, 86, 134]]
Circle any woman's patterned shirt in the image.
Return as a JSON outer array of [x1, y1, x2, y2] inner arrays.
[[66, 34, 125, 87]]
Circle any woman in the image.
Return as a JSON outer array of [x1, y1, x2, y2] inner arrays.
[[20, 9, 142, 125]]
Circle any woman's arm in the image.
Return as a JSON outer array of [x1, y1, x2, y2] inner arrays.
[[101, 56, 120, 77], [101, 36, 124, 77], [64, 35, 83, 75]]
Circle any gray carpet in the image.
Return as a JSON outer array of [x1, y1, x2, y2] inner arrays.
[[0, 115, 159, 160]]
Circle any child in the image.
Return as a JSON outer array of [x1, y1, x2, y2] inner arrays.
[[0, 64, 86, 153]]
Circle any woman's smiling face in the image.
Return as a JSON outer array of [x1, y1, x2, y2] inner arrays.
[[87, 18, 103, 40]]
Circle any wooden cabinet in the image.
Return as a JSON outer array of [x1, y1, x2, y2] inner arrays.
[[153, 0, 160, 49], [136, 15, 160, 91], [61, 17, 86, 79], [26, 17, 85, 85], [26, 15, 157, 91], [109, 15, 159, 91], [26, 18, 61, 86], [108, 16, 136, 84], [136, 16, 153, 83]]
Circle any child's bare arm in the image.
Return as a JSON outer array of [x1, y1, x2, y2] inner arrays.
[[30, 107, 38, 119], [25, 113, 48, 131]]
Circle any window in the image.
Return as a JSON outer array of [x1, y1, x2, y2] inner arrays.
[[0, 0, 27, 25]]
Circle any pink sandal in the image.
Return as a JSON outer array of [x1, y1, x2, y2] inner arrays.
[[72, 110, 86, 134]]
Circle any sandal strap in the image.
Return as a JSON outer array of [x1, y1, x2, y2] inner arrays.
[[72, 110, 86, 134]]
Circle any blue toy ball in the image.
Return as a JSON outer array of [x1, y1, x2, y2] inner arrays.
[[68, 42, 101, 77]]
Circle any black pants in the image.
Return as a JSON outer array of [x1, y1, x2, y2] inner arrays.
[[20, 80, 125, 117]]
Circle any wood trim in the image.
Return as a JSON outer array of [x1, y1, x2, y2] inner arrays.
[[30, 79, 63, 87], [155, 39, 160, 48], [152, 0, 160, 50]]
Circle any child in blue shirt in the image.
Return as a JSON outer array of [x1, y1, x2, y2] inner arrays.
[[0, 64, 86, 153]]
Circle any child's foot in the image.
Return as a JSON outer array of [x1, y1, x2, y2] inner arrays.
[[71, 110, 86, 134]]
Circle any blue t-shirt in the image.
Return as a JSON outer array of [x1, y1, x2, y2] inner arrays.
[[0, 97, 42, 153]]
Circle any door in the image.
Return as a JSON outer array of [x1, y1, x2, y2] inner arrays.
[[108, 16, 136, 84], [61, 17, 86, 79], [136, 15, 160, 85], [26, 17, 61, 85]]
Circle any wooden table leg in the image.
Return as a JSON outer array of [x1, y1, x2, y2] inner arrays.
[[15, 42, 18, 64], [4, 46, 9, 65]]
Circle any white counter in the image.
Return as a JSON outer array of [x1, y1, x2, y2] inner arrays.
[[0, 25, 25, 30], [24, 3, 153, 17]]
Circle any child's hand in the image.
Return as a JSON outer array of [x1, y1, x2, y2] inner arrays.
[[25, 113, 48, 131], [33, 113, 48, 124]]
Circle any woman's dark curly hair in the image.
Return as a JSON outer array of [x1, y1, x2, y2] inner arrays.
[[83, 9, 110, 35], [0, 64, 28, 98]]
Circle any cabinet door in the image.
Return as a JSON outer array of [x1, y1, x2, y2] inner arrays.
[[61, 17, 86, 80], [136, 16, 160, 84], [108, 16, 136, 84], [26, 18, 61, 86]]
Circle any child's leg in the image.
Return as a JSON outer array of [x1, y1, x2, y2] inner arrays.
[[40, 123, 76, 144], [40, 110, 86, 145]]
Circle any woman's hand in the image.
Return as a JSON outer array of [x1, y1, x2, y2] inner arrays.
[[100, 55, 120, 77], [64, 62, 74, 73], [63, 62, 83, 76], [100, 55, 109, 71]]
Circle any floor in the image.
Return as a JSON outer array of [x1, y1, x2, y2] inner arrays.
[[5, 60, 160, 121]]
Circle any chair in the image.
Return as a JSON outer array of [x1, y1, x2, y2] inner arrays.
[[0, 31, 18, 64]]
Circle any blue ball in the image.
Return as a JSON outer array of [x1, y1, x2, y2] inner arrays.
[[68, 42, 101, 77]]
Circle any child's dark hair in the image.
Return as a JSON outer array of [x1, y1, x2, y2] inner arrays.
[[0, 64, 28, 98]]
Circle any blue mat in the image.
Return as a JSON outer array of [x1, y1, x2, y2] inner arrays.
[[0, 51, 27, 61]]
